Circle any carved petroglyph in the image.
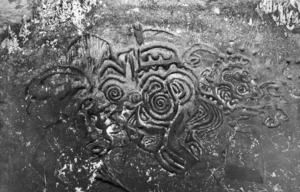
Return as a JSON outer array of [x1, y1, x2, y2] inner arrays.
[[25, 26, 289, 185], [189, 44, 289, 129], [183, 43, 219, 68]]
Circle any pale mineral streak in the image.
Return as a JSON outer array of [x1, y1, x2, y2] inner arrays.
[[257, 0, 300, 30]]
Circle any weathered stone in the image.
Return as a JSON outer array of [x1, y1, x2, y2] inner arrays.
[[1, 0, 300, 192]]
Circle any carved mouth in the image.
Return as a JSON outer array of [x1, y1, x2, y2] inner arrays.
[[225, 99, 238, 110], [290, 89, 300, 99], [106, 123, 122, 134], [100, 111, 128, 136], [85, 108, 131, 158], [199, 92, 219, 105]]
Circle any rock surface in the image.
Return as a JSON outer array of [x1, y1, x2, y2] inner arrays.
[[1, 0, 300, 192], [0, 0, 32, 31]]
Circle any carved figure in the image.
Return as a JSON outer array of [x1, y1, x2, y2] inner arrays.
[[25, 26, 289, 189]]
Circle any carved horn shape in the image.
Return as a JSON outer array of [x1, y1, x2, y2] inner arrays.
[[67, 34, 112, 76], [25, 66, 92, 116]]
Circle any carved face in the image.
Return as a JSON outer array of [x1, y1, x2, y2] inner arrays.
[[128, 65, 196, 152], [24, 34, 291, 191], [215, 66, 252, 109], [97, 58, 197, 151], [199, 57, 258, 111], [94, 47, 202, 173]]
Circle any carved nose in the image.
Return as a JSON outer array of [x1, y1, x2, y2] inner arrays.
[[111, 109, 127, 125], [111, 103, 137, 126], [128, 92, 142, 105], [108, 92, 142, 126]]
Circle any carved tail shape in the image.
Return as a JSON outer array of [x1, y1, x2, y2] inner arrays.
[[184, 99, 223, 160], [187, 99, 223, 135]]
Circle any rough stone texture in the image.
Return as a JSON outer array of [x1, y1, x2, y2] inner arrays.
[[1, 0, 300, 192], [0, 0, 32, 33], [0, 0, 32, 22]]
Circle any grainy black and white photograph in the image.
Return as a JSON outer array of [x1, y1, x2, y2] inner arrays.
[[1, 0, 300, 191]]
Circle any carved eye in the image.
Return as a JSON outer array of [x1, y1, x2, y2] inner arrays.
[[80, 98, 94, 110], [130, 93, 142, 104], [150, 93, 172, 115], [104, 85, 124, 103], [223, 73, 232, 82], [233, 72, 242, 81], [236, 84, 249, 95]]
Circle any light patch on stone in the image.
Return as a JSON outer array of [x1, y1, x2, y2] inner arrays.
[[131, 7, 140, 12], [257, 0, 300, 30], [104, 118, 112, 126], [88, 172, 97, 185], [106, 124, 118, 134], [26, 141, 31, 146], [250, 138, 260, 149], [69, 163, 74, 172], [212, 152, 219, 156], [166, 169, 176, 177], [248, 18, 253, 26], [1, 25, 20, 53], [0, 0, 32, 24], [212, 7, 220, 15], [86, 160, 104, 190], [273, 183, 284, 192], [290, 91, 300, 98], [68, 126, 77, 133], [33, 0, 99, 34], [75, 187, 84, 192], [19, 16, 31, 44], [58, 164, 68, 177], [147, 176, 152, 182], [90, 159, 103, 170], [271, 172, 277, 177]]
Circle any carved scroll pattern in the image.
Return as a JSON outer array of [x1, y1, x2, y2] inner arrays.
[[184, 47, 289, 129], [25, 34, 289, 179]]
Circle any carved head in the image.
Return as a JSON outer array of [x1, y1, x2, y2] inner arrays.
[[97, 43, 199, 158], [198, 54, 259, 111]]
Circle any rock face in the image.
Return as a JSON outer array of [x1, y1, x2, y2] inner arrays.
[[0, 0, 32, 29], [1, 0, 300, 192]]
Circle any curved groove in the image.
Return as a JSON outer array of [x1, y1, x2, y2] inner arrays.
[[187, 100, 223, 134], [98, 60, 125, 77], [25, 66, 91, 97]]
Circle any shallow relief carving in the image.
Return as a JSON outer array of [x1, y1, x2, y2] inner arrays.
[[186, 48, 289, 129], [25, 26, 289, 190]]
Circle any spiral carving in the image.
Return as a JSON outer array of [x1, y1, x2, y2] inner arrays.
[[137, 66, 196, 127], [129, 92, 142, 104], [144, 91, 177, 121], [99, 75, 127, 103], [104, 85, 124, 103], [23, 32, 292, 191], [235, 83, 250, 96], [151, 94, 171, 114]]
